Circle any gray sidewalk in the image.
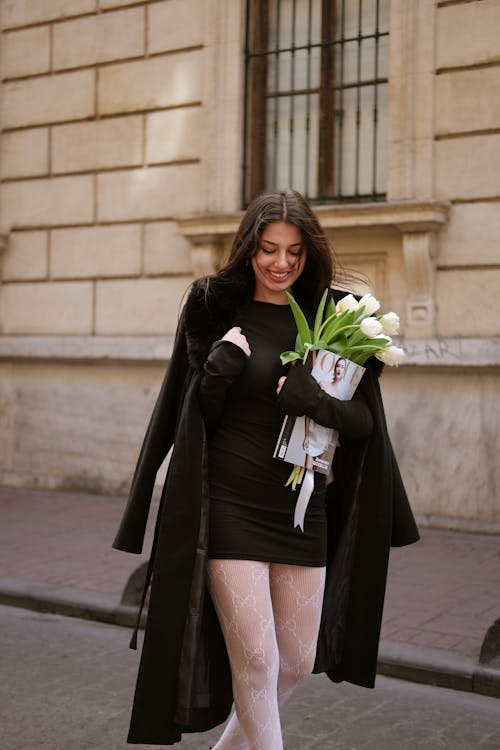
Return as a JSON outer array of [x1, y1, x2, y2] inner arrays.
[[0, 485, 499, 697]]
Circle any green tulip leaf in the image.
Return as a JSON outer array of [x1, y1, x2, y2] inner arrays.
[[286, 292, 312, 347], [313, 288, 329, 342], [280, 351, 302, 365]]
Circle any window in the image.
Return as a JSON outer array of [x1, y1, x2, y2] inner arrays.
[[243, 0, 390, 204]]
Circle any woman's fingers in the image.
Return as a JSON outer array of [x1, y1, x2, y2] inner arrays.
[[276, 375, 286, 395], [221, 326, 251, 356]]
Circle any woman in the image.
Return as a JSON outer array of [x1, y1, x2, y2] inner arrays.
[[302, 354, 347, 470], [113, 190, 419, 747]]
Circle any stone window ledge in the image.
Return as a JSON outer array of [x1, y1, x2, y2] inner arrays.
[[0, 335, 498, 369], [178, 200, 450, 241]]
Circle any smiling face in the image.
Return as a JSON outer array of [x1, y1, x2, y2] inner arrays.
[[251, 221, 306, 303]]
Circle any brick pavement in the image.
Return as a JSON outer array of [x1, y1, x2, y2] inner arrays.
[[0, 484, 499, 663]]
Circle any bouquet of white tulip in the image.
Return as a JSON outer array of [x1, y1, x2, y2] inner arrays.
[[281, 288, 405, 368], [279, 289, 404, 493]]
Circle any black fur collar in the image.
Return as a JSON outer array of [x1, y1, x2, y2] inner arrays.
[[184, 277, 248, 370]]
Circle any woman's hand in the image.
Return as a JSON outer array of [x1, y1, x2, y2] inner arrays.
[[222, 327, 251, 357], [276, 375, 286, 395]]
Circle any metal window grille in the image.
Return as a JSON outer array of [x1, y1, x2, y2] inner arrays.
[[243, 0, 390, 205]]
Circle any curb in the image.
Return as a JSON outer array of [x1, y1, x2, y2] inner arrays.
[[1, 577, 499, 699], [0, 577, 144, 630], [378, 640, 500, 699]]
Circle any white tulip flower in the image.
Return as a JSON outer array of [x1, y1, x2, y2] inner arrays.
[[375, 345, 405, 366], [360, 317, 383, 338], [336, 294, 359, 313], [358, 293, 380, 315], [380, 312, 400, 335]]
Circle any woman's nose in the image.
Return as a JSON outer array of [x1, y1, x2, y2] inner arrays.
[[274, 250, 289, 268]]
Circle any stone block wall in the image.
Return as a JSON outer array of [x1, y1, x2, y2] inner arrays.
[[434, 0, 500, 337], [0, 0, 207, 336]]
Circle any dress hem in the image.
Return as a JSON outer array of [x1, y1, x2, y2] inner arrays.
[[207, 552, 326, 568]]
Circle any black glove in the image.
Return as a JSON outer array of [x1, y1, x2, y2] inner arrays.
[[198, 340, 246, 427], [277, 361, 373, 438]]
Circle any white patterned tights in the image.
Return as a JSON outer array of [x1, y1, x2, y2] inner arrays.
[[206, 559, 326, 750]]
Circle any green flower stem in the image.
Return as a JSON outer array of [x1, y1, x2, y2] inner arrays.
[[317, 311, 344, 340], [285, 463, 306, 490]]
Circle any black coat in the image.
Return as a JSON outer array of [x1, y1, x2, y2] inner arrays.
[[113, 279, 419, 745]]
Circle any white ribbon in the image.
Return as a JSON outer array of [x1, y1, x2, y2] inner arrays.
[[293, 468, 315, 532]]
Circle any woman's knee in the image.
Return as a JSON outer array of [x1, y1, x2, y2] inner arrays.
[[278, 649, 315, 690], [234, 643, 280, 692]]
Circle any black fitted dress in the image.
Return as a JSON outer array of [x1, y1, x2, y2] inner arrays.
[[203, 299, 327, 567]]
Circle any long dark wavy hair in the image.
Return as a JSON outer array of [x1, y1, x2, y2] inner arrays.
[[206, 190, 341, 313]]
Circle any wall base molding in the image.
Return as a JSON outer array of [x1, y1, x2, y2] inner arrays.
[[1, 335, 498, 368]]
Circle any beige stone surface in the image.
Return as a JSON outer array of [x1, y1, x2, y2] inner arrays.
[[97, 163, 201, 221], [436, 269, 500, 337], [435, 134, 500, 200], [52, 116, 143, 173], [0, 363, 14, 472], [1, 25, 51, 78], [331, 227, 408, 325], [436, 67, 500, 136], [1, 176, 94, 229], [0, 335, 175, 362], [436, 0, 500, 69], [196, 0, 245, 213], [1, 0, 96, 28], [148, 0, 204, 54], [438, 203, 500, 267], [0, 128, 49, 179], [146, 107, 202, 164], [53, 6, 144, 69], [95, 277, 192, 335], [383, 368, 500, 522], [412, 138, 434, 200], [387, 0, 436, 201], [50, 224, 142, 279], [99, 0, 141, 8], [1, 281, 93, 335], [144, 221, 192, 275], [98, 51, 202, 115], [2, 70, 95, 129], [2, 231, 48, 281], [0, 360, 164, 492]]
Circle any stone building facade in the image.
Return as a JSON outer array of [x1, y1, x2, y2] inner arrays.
[[0, 0, 498, 530]]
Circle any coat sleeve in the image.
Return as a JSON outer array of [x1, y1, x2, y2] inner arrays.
[[112, 309, 190, 554], [276, 361, 374, 438], [197, 339, 247, 428]]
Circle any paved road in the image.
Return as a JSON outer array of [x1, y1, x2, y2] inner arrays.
[[1, 606, 499, 750]]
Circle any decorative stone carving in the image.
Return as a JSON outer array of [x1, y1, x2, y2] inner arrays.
[[188, 235, 225, 278], [401, 231, 436, 337]]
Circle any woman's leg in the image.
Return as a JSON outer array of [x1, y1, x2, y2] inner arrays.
[[270, 563, 326, 704], [206, 561, 326, 750], [206, 559, 282, 750]]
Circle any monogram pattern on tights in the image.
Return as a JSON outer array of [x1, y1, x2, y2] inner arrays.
[[206, 559, 326, 750]]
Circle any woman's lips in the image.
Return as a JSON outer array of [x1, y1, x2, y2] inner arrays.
[[268, 271, 290, 281]]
